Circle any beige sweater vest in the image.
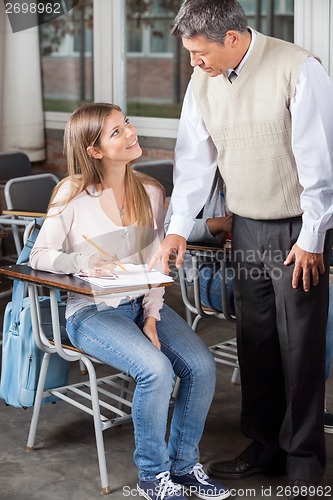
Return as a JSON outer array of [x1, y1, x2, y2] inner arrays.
[[192, 32, 312, 220]]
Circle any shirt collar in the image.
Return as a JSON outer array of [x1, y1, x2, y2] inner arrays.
[[227, 27, 257, 78]]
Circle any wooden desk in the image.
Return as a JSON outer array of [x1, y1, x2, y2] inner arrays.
[[0, 263, 173, 365], [186, 241, 231, 253], [0, 264, 172, 297], [1, 209, 46, 217], [0, 211, 46, 256]]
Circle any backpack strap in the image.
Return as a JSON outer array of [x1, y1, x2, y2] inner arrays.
[[17, 217, 44, 265], [10, 217, 45, 329]]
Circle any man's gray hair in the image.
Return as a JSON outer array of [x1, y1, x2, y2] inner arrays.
[[171, 0, 248, 45]]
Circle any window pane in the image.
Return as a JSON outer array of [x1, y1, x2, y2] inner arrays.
[[39, 0, 93, 112], [126, 0, 189, 119], [125, 0, 294, 119], [150, 19, 174, 53], [240, 0, 294, 42], [128, 20, 143, 52]]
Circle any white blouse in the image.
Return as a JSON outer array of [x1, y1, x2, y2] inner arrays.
[[30, 179, 166, 320]]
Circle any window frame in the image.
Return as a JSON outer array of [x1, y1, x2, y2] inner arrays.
[[294, 0, 333, 76]]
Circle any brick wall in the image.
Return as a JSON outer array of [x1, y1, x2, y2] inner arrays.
[[42, 57, 93, 101]]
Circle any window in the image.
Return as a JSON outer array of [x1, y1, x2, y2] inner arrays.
[[127, 17, 174, 55], [240, 0, 294, 42], [124, 0, 294, 120], [39, 0, 93, 112], [125, 0, 186, 119], [41, 0, 295, 137]]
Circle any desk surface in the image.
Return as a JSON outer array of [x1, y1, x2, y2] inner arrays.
[[186, 242, 231, 256], [1, 210, 46, 217], [0, 264, 172, 297]]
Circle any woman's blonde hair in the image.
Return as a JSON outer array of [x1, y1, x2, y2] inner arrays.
[[50, 102, 164, 229]]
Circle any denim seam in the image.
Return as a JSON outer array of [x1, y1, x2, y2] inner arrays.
[[161, 341, 196, 475]]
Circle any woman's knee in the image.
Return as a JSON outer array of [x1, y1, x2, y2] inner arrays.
[[193, 349, 216, 380], [177, 346, 216, 383], [135, 353, 175, 392]]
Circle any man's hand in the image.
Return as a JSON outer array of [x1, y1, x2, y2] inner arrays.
[[284, 243, 325, 292], [148, 234, 187, 274]]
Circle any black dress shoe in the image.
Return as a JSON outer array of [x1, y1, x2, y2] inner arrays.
[[207, 453, 265, 479], [286, 479, 317, 500], [287, 493, 309, 500]]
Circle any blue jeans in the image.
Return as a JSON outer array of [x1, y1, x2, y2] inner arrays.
[[199, 263, 235, 315], [66, 298, 216, 481]]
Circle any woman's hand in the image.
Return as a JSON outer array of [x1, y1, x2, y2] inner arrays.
[[87, 253, 118, 276], [143, 316, 161, 350]]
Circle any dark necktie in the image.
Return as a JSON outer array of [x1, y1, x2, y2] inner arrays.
[[228, 70, 238, 83]]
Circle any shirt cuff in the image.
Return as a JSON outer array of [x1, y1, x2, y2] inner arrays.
[[166, 214, 195, 240], [296, 227, 326, 253], [78, 253, 92, 271], [143, 299, 162, 321]]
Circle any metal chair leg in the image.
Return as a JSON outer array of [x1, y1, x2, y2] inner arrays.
[[81, 356, 111, 495], [26, 352, 51, 451], [79, 359, 88, 375]]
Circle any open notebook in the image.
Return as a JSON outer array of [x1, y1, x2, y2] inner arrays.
[[75, 263, 173, 289]]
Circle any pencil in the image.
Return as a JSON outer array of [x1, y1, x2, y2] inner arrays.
[[82, 234, 127, 271]]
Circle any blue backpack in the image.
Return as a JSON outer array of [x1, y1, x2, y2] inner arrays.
[[0, 218, 70, 408]]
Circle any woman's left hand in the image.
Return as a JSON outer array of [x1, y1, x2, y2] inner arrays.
[[143, 317, 161, 350]]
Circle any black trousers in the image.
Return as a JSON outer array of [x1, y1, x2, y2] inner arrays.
[[231, 215, 333, 484]]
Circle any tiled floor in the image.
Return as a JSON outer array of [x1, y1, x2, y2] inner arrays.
[[0, 258, 332, 500]]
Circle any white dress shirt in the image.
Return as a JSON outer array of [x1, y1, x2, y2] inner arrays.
[[167, 30, 333, 253]]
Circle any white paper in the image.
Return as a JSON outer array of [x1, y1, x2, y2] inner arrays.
[[75, 263, 173, 289]]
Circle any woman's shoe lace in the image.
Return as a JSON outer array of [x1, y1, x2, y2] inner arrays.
[[191, 463, 211, 485], [156, 471, 183, 499]]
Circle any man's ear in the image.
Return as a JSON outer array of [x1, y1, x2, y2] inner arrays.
[[225, 30, 240, 48], [87, 145, 103, 159]]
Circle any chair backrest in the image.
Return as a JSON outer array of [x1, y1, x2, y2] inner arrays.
[[131, 159, 174, 198], [4, 173, 59, 213], [0, 151, 32, 182], [179, 245, 236, 327]]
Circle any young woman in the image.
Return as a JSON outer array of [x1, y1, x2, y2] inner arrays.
[[29, 103, 230, 500]]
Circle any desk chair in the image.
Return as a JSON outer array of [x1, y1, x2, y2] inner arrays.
[[179, 244, 240, 385], [0, 173, 59, 256], [0, 151, 33, 257], [0, 232, 11, 307], [131, 159, 174, 198], [0, 151, 32, 185]]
